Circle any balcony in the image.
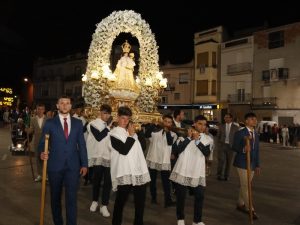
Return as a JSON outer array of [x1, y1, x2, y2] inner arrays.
[[164, 83, 175, 92], [227, 62, 252, 75], [227, 93, 251, 104], [252, 97, 277, 109]]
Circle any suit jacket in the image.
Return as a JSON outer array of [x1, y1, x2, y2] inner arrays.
[[232, 127, 260, 170], [171, 119, 187, 138], [28, 115, 47, 151], [218, 122, 239, 147], [38, 115, 88, 172]]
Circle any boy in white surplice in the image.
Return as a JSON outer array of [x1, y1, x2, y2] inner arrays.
[[170, 115, 213, 225], [108, 106, 150, 225], [86, 104, 112, 217], [145, 114, 177, 207]]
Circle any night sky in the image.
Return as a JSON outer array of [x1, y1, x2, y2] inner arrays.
[[1, 0, 299, 91]]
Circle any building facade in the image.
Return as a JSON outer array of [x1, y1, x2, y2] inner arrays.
[[220, 36, 253, 122], [253, 22, 300, 125], [33, 53, 87, 109], [158, 61, 194, 119], [193, 27, 223, 121]]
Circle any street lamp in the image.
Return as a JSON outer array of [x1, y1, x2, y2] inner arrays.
[[22, 77, 33, 107]]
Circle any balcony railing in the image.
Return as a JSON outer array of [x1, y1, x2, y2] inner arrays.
[[227, 62, 252, 75], [227, 93, 251, 104], [252, 97, 277, 108]]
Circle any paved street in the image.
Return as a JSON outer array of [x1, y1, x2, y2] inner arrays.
[[0, 126, 300, 225]]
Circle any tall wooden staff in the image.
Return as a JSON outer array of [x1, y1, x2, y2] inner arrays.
[[245, 136, 253, 224], [39, 134, 49, 225], [27, 133, 35, 180]]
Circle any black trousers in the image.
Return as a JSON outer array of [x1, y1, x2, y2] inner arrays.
[[84, 166, 93, 183], [92, 165, 111, 205], [149, 168, 172, 203], [112, 184, 146, 225], [175, 183, 205, 223], [217, 143, 233, 179]]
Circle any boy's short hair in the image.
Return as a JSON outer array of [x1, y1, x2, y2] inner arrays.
[[194, 115, 207, 123], [244, 112, 257, 120], [100, 104, 112, 114], [117, 106, 132, 117]]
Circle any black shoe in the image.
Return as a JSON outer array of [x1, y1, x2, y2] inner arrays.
[[224, 177, 228, 181], [217, 176, 223, 181], [236, 204, 248, 214], [165, 200, 176, 208], [252, 211, 259, 220]]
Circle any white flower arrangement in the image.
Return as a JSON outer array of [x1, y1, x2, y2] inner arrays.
[[83, 10, 166, 112]]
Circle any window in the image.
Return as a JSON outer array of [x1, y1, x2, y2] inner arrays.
[[75, 66, 82, 78], [268, 31, 284, 49], [199, 65, 205, 74], [41, 87, 49, 97], [278, 68, 289, 79], [161, 96, 168, 104], [74, 86, 82, 96], [212, 52, 217, 68], [237, 89, 245, 102], [56, 67, 62, 75], [179, 73, 189, 84], [196, 80, 208, 96], [174, 93, 180, 100], [40, 70, 45, 76], [262, 70, 270, 81], [49, 69, 53, 76], [197, 52, 209, 68], [66, 88, 73, 96], [211, 80, 216, 95]]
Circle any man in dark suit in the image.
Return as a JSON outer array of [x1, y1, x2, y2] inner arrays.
[[172, 109, 186, 130], [217, 113, 239, 181], [232, 112, 260, 220], [39, 96, 88, 225]]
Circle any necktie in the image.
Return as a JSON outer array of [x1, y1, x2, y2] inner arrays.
[[250, 131, 254, 148], [64, 118, 68, 139]]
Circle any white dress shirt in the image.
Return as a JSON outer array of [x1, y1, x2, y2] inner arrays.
[[59, 113, 71, 135]]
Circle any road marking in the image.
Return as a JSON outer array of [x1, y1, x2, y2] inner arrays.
[[2, 154, 7, 161]]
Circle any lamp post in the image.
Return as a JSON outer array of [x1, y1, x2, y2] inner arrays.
[[23, 77, 33, 107]]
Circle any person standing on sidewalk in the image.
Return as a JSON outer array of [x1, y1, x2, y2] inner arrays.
[[233, 112, 260, 220], [216, 113, 239, 181], [27, 103, 47, 182], [39, 96, 88, 225]]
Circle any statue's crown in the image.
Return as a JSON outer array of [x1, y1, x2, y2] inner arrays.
[[122, 40, 131, 53]]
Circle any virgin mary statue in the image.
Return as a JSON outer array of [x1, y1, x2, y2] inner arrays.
[[112, 40, 139, 94]]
